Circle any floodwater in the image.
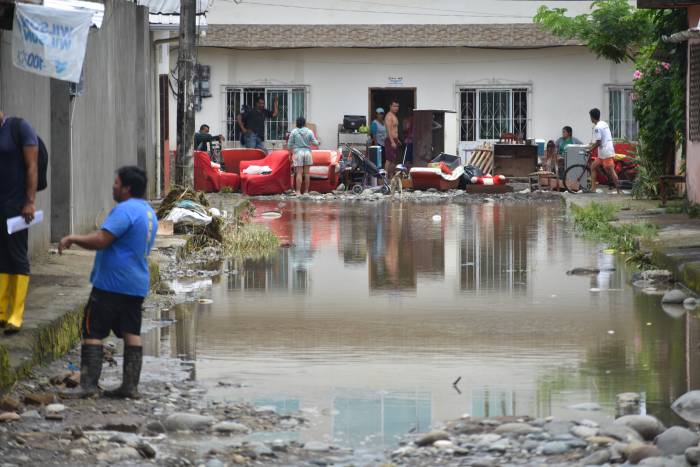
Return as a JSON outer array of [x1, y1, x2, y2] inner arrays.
[[145, 199, 700, 453]]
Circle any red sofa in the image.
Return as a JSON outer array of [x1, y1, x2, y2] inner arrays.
[[591, 142, 637, 183], [291, 150, 341, 193], [222, 148, 267, 175], [240, 150, 292, 195], [194, 151, 240, 193]]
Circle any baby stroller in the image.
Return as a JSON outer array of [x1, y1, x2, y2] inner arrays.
[[342, 145, 391, 195]]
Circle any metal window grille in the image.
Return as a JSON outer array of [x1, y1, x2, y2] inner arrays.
[[224, 86, 307, 143], [459, 88, 529, 142], [608, 87, 638, 141], [690, 43, 700, 142]]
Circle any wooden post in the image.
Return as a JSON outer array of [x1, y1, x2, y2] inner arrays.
[[175, 0, 197, 188]]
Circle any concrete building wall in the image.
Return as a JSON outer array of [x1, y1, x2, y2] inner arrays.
[[0, 32, 52, 258], [51, 0, 152, 238], [177, 46, 633, 154], [208, 0, 600, 25]]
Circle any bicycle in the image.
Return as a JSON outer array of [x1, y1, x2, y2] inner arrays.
[[563, 150, 637, 194]]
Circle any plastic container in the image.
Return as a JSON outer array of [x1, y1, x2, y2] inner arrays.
[[535, 139, 546, 157], [368, 146, 383, 168]]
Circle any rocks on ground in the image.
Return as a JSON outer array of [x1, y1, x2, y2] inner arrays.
[[614, 414, 666, 441], [672, 390, 700, 424], [654, 426, 700, 456], [661, 289, 689, 304]]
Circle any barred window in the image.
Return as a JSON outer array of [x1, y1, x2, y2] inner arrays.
[[608, 87, 638, 141], [690, 43, 700, 142], [459, 88, 529, 142], [224, 87, 307, 142]]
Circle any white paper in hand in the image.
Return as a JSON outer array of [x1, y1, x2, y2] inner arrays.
[[6, 210, 44, 234]]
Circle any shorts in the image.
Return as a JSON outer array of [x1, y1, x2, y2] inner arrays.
[[384, 140, 398, 162], [82, 288, 144, 340], [292, 149, 313, 167], [600, 157, 616, 169]]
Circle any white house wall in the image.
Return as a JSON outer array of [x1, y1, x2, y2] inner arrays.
[[206, 0, 607, 25], [172, 46, 634, 153]]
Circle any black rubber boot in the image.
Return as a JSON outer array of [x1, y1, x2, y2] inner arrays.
[[104, 346, 142, 399], [60, 344, 103, 399]]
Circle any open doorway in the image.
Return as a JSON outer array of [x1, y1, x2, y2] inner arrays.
[[368, 87, 416, 142]]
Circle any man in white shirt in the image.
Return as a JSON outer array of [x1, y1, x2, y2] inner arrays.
[[589, 108, 620, 194]]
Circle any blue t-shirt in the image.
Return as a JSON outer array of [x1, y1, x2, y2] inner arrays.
[[0, 117, 38, 212], [90, 198, 157, 297]]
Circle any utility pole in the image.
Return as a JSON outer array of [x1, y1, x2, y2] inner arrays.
[[175, 0, 197, 188]]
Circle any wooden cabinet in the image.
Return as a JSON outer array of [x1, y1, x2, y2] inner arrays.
[[493, 143, 538, 177], [412, 110, 457, 167]]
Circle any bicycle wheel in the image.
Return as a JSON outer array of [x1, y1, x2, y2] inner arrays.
[[564, 164, 591, 193]]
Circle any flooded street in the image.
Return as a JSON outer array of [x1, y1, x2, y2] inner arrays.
[[145, 199, 700, 456]]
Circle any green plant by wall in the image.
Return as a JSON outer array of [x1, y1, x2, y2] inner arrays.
[[570, 202, 656, 253]]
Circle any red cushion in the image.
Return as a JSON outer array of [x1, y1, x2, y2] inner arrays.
[[222, 148, 267, 174], [240, 150, 292, 195], [220, 172, 240, 191], [194, 151, 241, 192]]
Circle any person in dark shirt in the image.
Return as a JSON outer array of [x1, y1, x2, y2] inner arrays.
[[0, 110, 39, 335], [194, 124, 223, 152], [237, 96, 279, 152]]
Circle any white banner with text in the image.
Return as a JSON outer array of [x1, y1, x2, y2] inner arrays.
[[12, 3, 92, 82]]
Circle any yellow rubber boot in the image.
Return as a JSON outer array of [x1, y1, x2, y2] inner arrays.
[[6, 274, 29, 331], [0, 273, 10, 325]]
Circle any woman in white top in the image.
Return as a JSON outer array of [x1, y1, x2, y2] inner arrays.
[[588, 108, 620, 194]]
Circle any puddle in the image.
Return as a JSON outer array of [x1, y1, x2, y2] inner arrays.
[[143, 199, 700, 454]]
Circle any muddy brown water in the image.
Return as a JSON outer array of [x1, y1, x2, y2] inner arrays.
[[145, 199, 700, 453]]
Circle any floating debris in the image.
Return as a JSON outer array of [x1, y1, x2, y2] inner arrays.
[[260, 211, 282, 219]]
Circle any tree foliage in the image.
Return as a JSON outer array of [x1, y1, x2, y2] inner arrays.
[[535, 2, 687, 198], [534, 0, 654, 63]]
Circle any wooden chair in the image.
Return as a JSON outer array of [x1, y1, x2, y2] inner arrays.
[[468, 144, 494, 175]]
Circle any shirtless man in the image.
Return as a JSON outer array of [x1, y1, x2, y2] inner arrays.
[[384, 100, 400, 176]]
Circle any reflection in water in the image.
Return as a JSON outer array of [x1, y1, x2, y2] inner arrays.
[[333, 390, 431, 448], [143, 200, 700, 449]]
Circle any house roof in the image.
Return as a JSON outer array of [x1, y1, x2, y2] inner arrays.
[[199, 23, 581, 50]]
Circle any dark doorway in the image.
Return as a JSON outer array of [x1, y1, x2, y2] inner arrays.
[[368, 87, 416, 140]]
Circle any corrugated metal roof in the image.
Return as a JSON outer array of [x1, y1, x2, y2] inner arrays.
[[43, 0, 104, 28], [148, 13, 208, 29], [136, 0, 210, 15]]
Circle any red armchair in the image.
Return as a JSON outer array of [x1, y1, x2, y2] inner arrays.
[[221, 148, 267, 174], [239, 150, 292, 195], [194, 151, 240, 193], [298, 150, 341, 193]]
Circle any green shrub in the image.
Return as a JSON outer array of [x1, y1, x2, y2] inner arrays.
[[570, 202, 656, 253]]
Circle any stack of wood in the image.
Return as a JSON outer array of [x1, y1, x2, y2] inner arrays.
[[468, 144, 494, 175]]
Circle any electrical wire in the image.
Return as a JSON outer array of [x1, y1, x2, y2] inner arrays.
[[215, 0, 536, 19]]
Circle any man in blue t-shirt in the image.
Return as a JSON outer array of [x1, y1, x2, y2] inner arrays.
[[58, 166, 157, 399]]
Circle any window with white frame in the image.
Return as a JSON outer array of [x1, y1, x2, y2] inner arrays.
[[224, 86, 307, 142], [608, 87, 638, 141], [459, 87, 529, 142]]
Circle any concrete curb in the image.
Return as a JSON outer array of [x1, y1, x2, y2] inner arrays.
[[0, 304, 84, 389], [563, 192, 700, 294], [649, 245, 700, 293], [0, 248, 168, 391]]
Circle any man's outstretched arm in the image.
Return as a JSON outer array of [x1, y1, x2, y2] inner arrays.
[[58, 230, 116, 254]]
